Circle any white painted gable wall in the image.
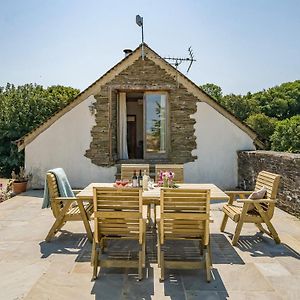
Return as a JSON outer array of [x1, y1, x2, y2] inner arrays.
[[25, 95, 117, 188], [25, 97, 255, 189], [184, 102, 255, 188]]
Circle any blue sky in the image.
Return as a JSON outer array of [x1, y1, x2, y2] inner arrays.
[[1, 0, 299, 94]]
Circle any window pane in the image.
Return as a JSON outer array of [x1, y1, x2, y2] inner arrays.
[[145, 94, 167, 153]]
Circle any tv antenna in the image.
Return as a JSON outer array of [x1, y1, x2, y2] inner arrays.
[[136, 15, 145, 60], [164, 47, 196, 73]]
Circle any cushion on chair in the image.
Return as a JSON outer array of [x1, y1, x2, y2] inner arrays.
[[247, 186, 267, 212], [248, 186, 267, 200]]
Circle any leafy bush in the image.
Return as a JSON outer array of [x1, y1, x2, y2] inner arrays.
[[271, 115, 300, 153], [246, 113, 278, 147], [0, 83, 79, 177]]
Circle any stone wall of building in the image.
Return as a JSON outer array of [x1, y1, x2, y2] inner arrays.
[[238, 150, 300, 218], [85, 57, 198, 165]]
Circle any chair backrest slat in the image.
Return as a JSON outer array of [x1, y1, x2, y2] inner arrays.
[[93, 187, 143, 242], [121, 164, 150, 181], [253, 171, 281, 216], [160, 188, 210, 244], [254, 171, 280, 200]]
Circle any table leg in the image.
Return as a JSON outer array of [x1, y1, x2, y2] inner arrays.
[[77, 200, 93, 242]]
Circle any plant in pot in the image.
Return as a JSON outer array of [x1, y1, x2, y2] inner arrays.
[[11, 167, 31, 194]]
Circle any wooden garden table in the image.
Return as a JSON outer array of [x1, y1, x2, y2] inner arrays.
[[76, 183, 229, 241]]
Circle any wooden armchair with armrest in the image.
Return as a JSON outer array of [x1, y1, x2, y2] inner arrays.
[[220, 170, 281, 246], [45, 171, 93, 242]]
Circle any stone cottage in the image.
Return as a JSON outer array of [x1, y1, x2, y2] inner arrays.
[[16, 44, 263, 189]]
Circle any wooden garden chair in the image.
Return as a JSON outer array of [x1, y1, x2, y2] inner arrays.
[[45, 172, 93, 242], [220, 171, 281, 246], [156, 188, 212, 282], [121, 164, 150, 181], [92, 187, 147, 281], [155, 164, 184, 183]]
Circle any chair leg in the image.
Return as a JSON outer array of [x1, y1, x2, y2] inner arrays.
[[232, 219, 244, 246], [159, 250, 165, 282], [138, 249, 143, 281], [209, 239, 213, 267], [204, 248, 212, 283], [142, 222, 146, 267], [255, 222, 264, 233], [92, 243, 99, 281], [91, 237, 97, 266], [265, 221, 281, 244], [255, 205, 281, 244], [220, 213, 229, 232], [157, 221, 161, 267], [153, 204, 157, 229], [45, 216, 65, 242]]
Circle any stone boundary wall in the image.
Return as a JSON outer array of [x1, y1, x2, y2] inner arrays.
[[238, 150, 300, 218]]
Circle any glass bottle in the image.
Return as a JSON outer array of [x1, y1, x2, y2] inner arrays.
[[138, 169, 143, 187], [132, 170, 138, 187]]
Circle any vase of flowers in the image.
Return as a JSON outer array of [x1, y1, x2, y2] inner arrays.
[[159, 170, 175, 188], [11, 167, 31, 194]]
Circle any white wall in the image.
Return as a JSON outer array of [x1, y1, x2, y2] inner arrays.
[[25, 96, 255, 190], [184, 102, 256, 189], [25, 95, 116, 188]]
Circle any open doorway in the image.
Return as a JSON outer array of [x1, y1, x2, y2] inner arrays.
[[126, 92, 144, 159]]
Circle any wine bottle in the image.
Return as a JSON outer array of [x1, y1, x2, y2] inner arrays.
[[132, 170, 138, 187], [138, 169, 143, 187]]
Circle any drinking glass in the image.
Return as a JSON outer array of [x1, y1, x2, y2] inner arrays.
[[148, 178, 154, 189]]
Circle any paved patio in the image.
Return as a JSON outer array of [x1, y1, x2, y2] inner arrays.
[[0, 190, 299, 300]]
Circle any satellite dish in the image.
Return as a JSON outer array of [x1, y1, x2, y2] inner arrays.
[[136, 15, 143, 27]]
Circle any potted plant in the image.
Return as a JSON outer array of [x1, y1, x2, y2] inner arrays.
[[11, 167, 31, 194]]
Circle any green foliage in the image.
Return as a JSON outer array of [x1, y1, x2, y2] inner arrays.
[[270, 115, 300, 153], [221, 93, 260, 121], [200, 80, 300, 152], [200, 83, 223, 101], [0, 83, 79, 177], [251, 80, 300, 119], [246, 113, 278, 148]]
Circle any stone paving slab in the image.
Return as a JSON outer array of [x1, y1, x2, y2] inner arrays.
[[0, 191, 299, 300]]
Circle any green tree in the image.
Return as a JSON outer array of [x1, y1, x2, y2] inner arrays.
[[270, 115, 300, 153], [246, 113, 278, 147], [0, 83, 79, 176], [221, 93, 260, 121], [200, 83, 223, 102], [251, 80, 300, 119]]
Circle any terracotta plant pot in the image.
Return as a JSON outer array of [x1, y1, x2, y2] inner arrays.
[[12, 181, 28, 194]]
